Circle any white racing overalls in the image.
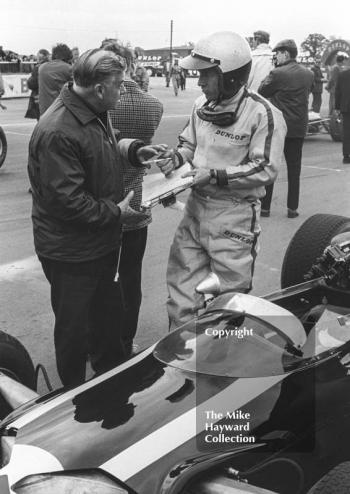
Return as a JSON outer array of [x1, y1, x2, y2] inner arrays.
[[167, 87, 287, 329]]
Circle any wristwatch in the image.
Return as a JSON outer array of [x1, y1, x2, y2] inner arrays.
[[209, 169, 217, 185]]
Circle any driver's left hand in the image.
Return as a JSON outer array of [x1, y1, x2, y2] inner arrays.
[[181, 166, 211, 187]]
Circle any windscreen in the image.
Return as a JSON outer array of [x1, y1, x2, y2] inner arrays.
[[154, 310, 304, 377]]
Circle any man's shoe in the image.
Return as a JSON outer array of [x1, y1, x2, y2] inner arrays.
[[343, 155, 350, 164], [287, 209, 299, 218], [260, 209, 270, 217]]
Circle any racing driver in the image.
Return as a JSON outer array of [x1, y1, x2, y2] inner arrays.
[[157, 31, 287, 330]]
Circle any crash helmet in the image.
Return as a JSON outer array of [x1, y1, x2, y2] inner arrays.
[[180, 31, 252, 100]]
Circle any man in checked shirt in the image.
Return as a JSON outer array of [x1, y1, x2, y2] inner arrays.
[[104, 41, 163, 356]]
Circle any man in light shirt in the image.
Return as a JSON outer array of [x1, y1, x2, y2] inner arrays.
[[247, 30, 274, 92]]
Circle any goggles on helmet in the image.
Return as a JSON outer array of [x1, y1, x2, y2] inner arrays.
[[190, 50, 221, 66]]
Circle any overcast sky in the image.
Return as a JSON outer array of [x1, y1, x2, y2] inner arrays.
[[1, 0, 349, 55]]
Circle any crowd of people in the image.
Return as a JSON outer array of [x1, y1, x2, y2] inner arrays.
[[10, 31, 348, 386]]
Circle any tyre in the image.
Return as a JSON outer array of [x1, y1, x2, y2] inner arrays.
[[0, 330, 36, 419], [0, 330, 35, 389], [281, 214, 350, 288], [0, 126, 7, 168], [329, 112, 343, 142], [308, 462, 350, 493]]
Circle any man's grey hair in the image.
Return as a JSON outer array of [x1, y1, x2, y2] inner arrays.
[[73, 48, 126, 87], [100, 41, 134, 71]]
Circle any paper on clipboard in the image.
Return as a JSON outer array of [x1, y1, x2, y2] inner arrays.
[[142, 162, 194, 208]]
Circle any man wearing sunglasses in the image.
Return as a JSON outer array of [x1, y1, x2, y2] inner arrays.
[[157, 31, 287, 330]]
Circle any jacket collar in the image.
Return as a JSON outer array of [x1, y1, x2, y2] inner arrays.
[[60, 82, 103, 126], [215, 86, 247, 110], [278, 59, 297, 68], [253, 43, 272, 54], [123, 79, 140, 91]]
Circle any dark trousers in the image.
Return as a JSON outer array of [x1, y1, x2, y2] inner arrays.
[[261, 137, 304, 212], [40, 252, 126, 387], [342, 112, 350, 157], [119, 227, 148, 355], [311, 92, 322, 113]]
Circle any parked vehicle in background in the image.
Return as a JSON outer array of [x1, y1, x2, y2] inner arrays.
[[0, 100, 8, 168], [137, 55, 164, 77], [307, 111, 343, 141]]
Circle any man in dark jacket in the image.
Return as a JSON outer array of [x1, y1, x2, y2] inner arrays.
[[310, 59, 324, 113], [335, 67, 350, 164], [259, 39, 313, 218], [25, 48, 50, 120], [28, 48, 166, 386], [326, 54, 346, 116], [38, 43, 73, 115]]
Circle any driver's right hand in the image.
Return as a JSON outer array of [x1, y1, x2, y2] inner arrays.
[[156, 149, 180, 177]]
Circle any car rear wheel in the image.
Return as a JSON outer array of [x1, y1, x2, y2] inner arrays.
[[0, 330, 36, 419], [329, 112, 343, 142], [308, 462, 350, 493], [281, 214, 350, 288], [0, 127, 7, 168]]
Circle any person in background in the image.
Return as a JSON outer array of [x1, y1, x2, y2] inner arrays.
[[259, 39, 313, 219], [310, 58, 324, 114], [0, 46, 6, 60], [25, 48, 50, 121], [105, 41, 163, 356], [326, 54, 346, 116], [164, 58, 171, 87], [134, 63, 149, 92], [38, 43, 72, 115], [28, 48, 166, 386], [247, 30, 274, 91], [180, 67, 187, 90], [71, 46, 80, 64], [170, 59, 181, 96], [335, 66, 350, 164], [0, 70, 4, 97], [157, 31, 286, 330]]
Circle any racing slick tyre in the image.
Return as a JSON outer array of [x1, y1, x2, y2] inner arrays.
[[307, 461, 350, 493], [329, 112, 343, 142], [0, 127, 7, 168], [281, 214, 350, 288], [0, 330, 36, 419]]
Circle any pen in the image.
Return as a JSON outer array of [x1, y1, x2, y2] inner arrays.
[[142, 158, 168, 165]]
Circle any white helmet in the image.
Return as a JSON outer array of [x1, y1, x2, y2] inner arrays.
[[180, 31, 252, 73]]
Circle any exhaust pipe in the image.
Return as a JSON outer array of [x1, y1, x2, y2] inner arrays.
[[0, 372, 39, 410]]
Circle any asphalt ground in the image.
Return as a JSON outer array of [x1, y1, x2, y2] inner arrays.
[[0, 77, 349, 391]]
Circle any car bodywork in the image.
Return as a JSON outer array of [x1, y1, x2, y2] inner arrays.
[[0, 232, 350, 494]]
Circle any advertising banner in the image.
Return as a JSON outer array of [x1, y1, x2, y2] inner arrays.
[[1, 74, 30, 99]]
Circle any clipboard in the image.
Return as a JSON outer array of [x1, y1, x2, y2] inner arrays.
[[142, 162, 194, 208]]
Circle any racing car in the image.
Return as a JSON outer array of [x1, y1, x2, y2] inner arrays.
[[307, 111, 343, 142], [0, 213, 350, 494]]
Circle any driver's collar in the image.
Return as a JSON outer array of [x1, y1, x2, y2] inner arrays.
[[208, 86, 247, 111]]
